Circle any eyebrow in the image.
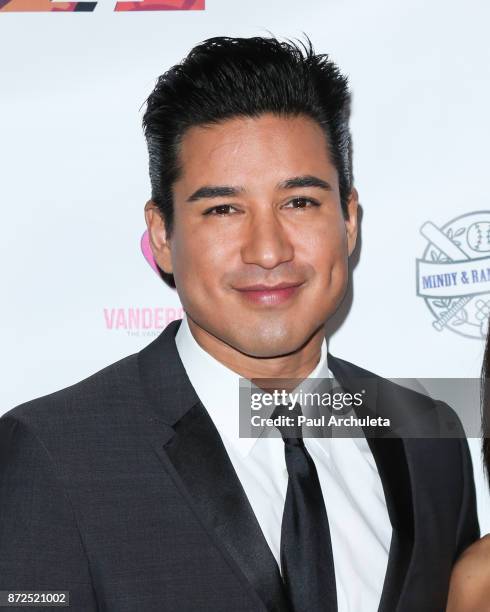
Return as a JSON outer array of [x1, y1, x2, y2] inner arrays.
[[277, 175, 333, 191], [186, 185, 245, 202], [186, 175, 332, 203]]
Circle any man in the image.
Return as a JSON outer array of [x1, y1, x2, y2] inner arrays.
[[0, 37, 479, 611]]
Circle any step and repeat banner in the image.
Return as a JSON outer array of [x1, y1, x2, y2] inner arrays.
[[2, 0, 490, 530]]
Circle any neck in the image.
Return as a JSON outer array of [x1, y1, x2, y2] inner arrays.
[[186, 316, 325, 392]]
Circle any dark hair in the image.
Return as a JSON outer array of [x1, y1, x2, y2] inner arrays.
[[482, 328, 490, 486], [142, 35, 353, 240]]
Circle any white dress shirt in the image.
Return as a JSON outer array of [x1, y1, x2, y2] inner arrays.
[[175, 313, 392, 612]]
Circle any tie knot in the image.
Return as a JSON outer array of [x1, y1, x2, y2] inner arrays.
[[271, 402, 303, 440]]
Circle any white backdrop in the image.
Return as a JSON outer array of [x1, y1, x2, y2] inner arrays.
[[2, 0, 490, 531]]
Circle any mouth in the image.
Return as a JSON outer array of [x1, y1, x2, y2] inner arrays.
[[234, 282, 305, 306]]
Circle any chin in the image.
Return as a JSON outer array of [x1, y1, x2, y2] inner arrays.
[[231, 327, 308, 359]]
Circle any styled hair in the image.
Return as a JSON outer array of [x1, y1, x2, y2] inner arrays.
[[142, 35, 353, 239]]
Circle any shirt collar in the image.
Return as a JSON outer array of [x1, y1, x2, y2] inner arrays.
[[175, 313, 331, 457]]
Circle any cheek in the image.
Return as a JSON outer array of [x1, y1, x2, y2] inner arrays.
[[300, 222, 348, 273], [169, 231, 198, 293], [171, 228, 229, 295]]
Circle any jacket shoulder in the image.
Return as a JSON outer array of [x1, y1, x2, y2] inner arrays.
[[2, 352, 141, 428], [328, 353, 464, 430]]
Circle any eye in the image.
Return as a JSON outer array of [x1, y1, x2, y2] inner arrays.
[[203, 204, 238, 216], [284, 197, 321, 209]]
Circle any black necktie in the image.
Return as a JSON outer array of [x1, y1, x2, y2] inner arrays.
[[272, 402, 337, 611]]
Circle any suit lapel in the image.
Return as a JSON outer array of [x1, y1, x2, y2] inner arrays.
[[138, 319, 290, 612], [139, 320, 433, 612], [327, 354, 415, 612]]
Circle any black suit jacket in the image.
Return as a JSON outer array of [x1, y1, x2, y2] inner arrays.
[[0, 319, 480, 611]]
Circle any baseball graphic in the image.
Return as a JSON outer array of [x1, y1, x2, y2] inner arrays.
[[418, 211, 490, 339], [467, 222, 490, 253]]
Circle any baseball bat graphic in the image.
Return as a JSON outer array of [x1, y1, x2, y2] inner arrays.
[[420, 222, 473, 331]]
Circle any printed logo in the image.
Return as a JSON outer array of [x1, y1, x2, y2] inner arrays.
[[101, 229, 183, 335], [103, 306, 184, 333], [141, 229, 161, 276], [0, 0, 204, 13], [416, 211, 490, 339]]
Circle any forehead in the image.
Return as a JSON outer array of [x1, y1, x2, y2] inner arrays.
[[175, 113, 337, 188]]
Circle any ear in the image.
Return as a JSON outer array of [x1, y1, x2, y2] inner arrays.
[[144, 200, 173, 274], [344, 187, 359, 256]]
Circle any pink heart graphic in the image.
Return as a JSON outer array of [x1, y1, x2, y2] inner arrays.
[[140, 230, 160, 275]]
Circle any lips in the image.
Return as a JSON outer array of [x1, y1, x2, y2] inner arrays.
[[235, 282, 304, 306], [236, 282, 303, 291]]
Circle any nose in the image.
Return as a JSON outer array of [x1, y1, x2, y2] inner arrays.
[[240, 207, 294, 269]]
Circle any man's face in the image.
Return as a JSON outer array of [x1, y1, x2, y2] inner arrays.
[[147, 113, 358, 358]]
